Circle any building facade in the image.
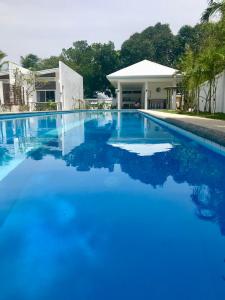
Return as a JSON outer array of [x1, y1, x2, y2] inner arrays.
[[0, 61, 84, 111]]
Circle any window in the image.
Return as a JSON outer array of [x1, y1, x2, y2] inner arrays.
[[46, 91, 55, 102], [156, 87, 161, 93], [37, 90, 55, 102]]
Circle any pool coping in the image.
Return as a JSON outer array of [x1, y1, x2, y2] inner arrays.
[[139, 109, 225, 157], [0, 109, 137, 120], [0, 110, 77, 120]]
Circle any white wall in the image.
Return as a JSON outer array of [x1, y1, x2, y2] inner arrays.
[[0, 81, 4, 105], [61, 113, 85, 155], [148, 81, 172, 100], [55, 70, 61, 102], [199, 71, 225, 113], [59, 61, 83, 110]]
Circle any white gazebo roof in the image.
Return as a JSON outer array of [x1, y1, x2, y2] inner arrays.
[[108, 142, 173, 157], [107, 60, 179, 80]]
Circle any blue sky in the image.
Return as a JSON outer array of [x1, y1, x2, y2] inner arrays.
[[0, 0, 207, 62]]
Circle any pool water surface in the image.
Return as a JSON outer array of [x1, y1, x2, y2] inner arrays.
[[0, 111, 225, 300]]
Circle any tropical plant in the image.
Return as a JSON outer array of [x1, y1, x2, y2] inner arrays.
[[201, 0, 225, 23], [0, 50, 7, 69], [179, 47, 200, 111], [180, 1, 225, 114]]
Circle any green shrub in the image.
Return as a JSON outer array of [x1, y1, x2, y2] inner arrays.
[[35, 102, 57, 111], [19, 104, 30, 112]]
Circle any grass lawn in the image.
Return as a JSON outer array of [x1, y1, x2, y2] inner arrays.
[[160, 110, 225, 121]]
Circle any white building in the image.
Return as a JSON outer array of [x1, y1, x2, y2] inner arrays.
[[107, 60, 182, 110], [0, 61, 83, 111]]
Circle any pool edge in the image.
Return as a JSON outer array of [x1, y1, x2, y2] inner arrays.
[[139, 110, 225, 157]]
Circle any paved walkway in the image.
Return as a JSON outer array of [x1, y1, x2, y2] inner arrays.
[[140, 110, 225, 147]]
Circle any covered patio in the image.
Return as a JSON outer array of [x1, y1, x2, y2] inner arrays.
[[107, 60, 182, 109]]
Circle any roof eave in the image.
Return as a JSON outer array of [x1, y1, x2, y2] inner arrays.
[[107, 74, 182, 80], [36, 68, 59, 75]]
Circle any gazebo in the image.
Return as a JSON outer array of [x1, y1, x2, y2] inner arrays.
[[107, 60, 182, 110]]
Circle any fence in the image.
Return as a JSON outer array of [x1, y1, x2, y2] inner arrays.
[[199, 71, 225, 113]]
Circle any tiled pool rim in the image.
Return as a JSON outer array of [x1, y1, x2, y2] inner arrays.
[[1, 109, 225, 157]]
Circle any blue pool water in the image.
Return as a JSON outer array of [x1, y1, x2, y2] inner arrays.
[[0, 111, 225, 300]]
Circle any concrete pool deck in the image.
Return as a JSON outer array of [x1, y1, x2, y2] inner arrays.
[[140, 110, 225, 147]]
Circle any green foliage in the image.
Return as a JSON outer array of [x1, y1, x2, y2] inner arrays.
[[120, 23, 176, 67], [201, 0, 225, 23], [0, 147, 12, 165], [22, 21, 200, 98], [21, 54, 61, 71], [35, 102, 57, 111], [61, 41, 120, 97], [19, 104, 30, 112], [18, 22, 210, 98], [21, 54, 40, 70], [175, 24, 207, 61], [37, 56, 61, 70], [179, 8, 225, 113], [0, 50, 7, 69], [162, 109, 225, 120]]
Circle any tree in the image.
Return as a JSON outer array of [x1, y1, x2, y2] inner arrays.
[[120, 23, 177, 67], [62, 41, 120, 97], [179, 0, 225, 113], [20, 54, 40, 70], [120, 32, 155, 67], [180, 21, 225, 113], [37, 56, 61, 70], [175, 24, 207, 62], [89, 42, 120, 94]]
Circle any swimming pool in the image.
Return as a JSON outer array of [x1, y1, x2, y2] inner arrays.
[[0, 110, 225, 300]]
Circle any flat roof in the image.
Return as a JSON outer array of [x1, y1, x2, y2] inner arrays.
[[36, 68, 58, 75]]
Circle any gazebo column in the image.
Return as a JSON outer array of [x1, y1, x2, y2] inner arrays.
[[117, 81, 122, 110], [171, 78, 177, 110], [171, 89, 177, 110], [144, 81, 148, 110], [117, 111, 121, 138]]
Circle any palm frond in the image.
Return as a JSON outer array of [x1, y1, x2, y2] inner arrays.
[[0, 51, 6, 61], [201, 1, 223, 23]]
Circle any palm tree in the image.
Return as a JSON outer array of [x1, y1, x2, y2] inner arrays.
[[0, 51, 6, 70], [201, 0, 225, 23]]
